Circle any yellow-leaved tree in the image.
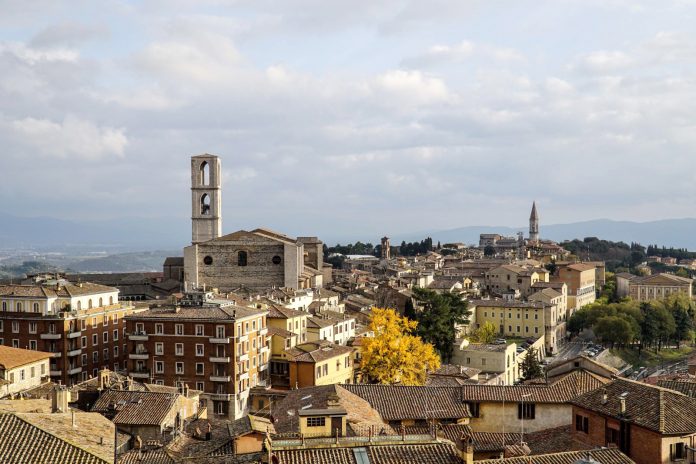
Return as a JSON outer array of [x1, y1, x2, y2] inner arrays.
[[361, 307, 440, 385]]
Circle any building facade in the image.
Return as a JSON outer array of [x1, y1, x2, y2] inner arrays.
[[124, 291, 268, 420], [0, 280, 134, 386]]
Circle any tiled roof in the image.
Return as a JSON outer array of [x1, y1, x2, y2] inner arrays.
[[307, 316, 334, 328], [272, 384, 389, 436], [0, 413, 109, 464], [118, 448, 175, 464], [404, 424, 472, 446], [477, 448, 635, 464], [268, 326, 296, 338], [125, 304, 265, 322], [284, 340, 353, 363], [92, 390, 179, 426], [459, 369, 607, 403], [268, 305, 306, 320], [0, 345, 52, 370], [272, 441, 462, 464], [0, 282, 117, 299], [657, 378, 696, 397], [342, 385, 471, 421], [570, 377, 696, 434]]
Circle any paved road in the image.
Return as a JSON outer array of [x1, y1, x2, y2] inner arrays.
[[547, 340, 588, 363]]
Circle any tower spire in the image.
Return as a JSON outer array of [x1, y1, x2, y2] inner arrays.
[[529, 201, 539, 244]]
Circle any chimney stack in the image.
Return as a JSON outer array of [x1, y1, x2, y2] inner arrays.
[[601, 389, 608, 405]]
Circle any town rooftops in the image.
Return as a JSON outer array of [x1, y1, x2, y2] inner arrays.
[[125, 304, 265, 322], [469, 299, 547, 309], [267, 304, 307, 320], [0, 345, 52, 370], [342, 384, 471, 421], [477, 448, 635, 464], [0, 282, 117, 299], [570, 377, 696, 434], [91, 390, 181, 426], [564, 263, 596, 272], [284, 340, 353, 363]]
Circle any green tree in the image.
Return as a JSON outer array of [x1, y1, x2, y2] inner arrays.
[[593, 316, 634, 348], [471, 321, 497, 344], [484, 245, 495, 257], [520, 347, 544, 381], [412, 288, 471, 362]]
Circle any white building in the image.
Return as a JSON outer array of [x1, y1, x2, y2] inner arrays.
[[0, 345, 52, 397]]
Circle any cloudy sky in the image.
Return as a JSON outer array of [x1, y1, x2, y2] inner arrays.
[[2, 0, 696, 242]]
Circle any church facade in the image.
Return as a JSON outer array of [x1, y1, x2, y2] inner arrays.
[[182, 154, 324, 292]]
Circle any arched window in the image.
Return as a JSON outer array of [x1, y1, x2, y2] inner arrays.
[[200, 161, 210, 186], [201, 194, 211, 216], [16, 302, 22, 312], [238, 251, 248, 267], [77, 301, 82, 311], [99, 298, 103, 307], [33, 303, 39, 313], [109, 296, 114, 305], [88, 299, 93, 309]]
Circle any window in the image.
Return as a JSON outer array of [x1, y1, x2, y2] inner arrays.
[[307, 417, 326, 427], [113, 313, 118, 324], [481, 358, 486, 366], [28, 322, 37, 334], [176, 343, 184, 355], [11, 321, 18, 333], [175, 324, 184, 335], [518, 403, 535, 420], [200, 193, 211, 215], [196, 344, 204, 356], [33, 303, 40, 313], [176, 362, 184, 374], [575, 414, 589, 433], [238, 251, 248, 266], [114, 346, 119, 357], [323, 364, 328, 376], [92, 334, 98, 346], [16, 302, 23, 312], [12, 339, 18, 348], [20, 369, 25, 381], [155, 323, 164, 334], [671, 443, 687, 461], [203, 256, 213, 265], [103, 332, 108, 343], [155, 343, 164, 355], [29, 340, 37, 350], [196, 363, 204, 375], [1, 302, 5, 311], [155, 361, 164, 373], [195, 324, 204, 336], [316, 366, 321, 378], [81, 320, 86, 330], [467, 402, 481, 418], [103, 348, 109, 360], [93, 351, 99, 363], [196, 382, 204, 391], [99, 298, 103, 308], [113, 329, 118, 341], [0, 320, 3, 331], [81, 354, 87, 366]]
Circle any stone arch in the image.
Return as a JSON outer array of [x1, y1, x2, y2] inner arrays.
[[201, 194, 211, 215], [238, 250, 248, 266], [200, 161, 210, 186]]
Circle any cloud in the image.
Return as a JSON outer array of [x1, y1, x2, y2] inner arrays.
[[7, 115, 127, 160], [372, 70, 450, 105], [402, 41, 525, 68], [30, 22, 108, 48]]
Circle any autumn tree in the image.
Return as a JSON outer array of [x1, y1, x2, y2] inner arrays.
[[361, 308, 440, 385]]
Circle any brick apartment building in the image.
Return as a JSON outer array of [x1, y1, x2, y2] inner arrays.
[[124, 291, 269, 420], [0, 279, 135, 386]]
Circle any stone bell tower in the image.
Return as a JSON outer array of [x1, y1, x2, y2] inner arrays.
[[191, 154, 222, 244], [529, 201, 539, 244], [381, 236, 391, 260]]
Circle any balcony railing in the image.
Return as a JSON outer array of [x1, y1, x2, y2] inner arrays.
[[67, 331, 81, 339], [67, 349, 82, 357], [129, 332, 149, 341], [210, 356, 231, 363], [40, 333, 62, 340], [129, 352, 149, 360], [130, 369, 150, 379], [210, 375, 232, 382], [237, 352, 249, 362], [210, 336, 231, 344], [68, 366, 82, 375]]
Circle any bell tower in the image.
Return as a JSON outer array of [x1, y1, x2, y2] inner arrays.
[[191, 154, 222, 244], [529, 201, 539, 244]]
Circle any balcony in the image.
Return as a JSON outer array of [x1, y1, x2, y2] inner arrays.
[[129, 352, 149, 360], [238, 371, 249, 381], [67, 349, 82, 357], [260, 346, 270, 354], [210, 356, 231, 363], [130, 369, 150, 379], [259, 363, 268, 372], [51, 352, 62, 358], [210, 375, 232, 382], [237, 333, 249, 343], [209, 337, 231, 344], [259, 327, 268, 336], [67, 331, 81, 339], [209, 393, 234, 401], [40, 333, 62, 340], [129, 332, 149, 341], [67, 367, 82, 375], [236, 352, 249, 362], [50, 370, 62, 377]]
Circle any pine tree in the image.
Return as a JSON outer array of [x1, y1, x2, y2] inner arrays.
[[520, 346, 544, 381]]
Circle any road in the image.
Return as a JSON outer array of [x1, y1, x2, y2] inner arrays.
[[546, 340, 589, 363]]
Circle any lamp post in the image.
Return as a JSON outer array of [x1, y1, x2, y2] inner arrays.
[[520, 393, 532, 445]]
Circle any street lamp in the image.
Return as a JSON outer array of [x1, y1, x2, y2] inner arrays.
[[520, 393, 532, 445]]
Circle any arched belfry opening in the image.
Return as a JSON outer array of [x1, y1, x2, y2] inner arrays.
[[200, 161, 210, 186], [201, 193, 211, 215]]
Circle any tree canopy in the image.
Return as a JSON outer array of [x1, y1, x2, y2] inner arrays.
[[360, 308, 440, 385]]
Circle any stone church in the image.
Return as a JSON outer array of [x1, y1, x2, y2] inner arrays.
[[182, 154, 326, 292]]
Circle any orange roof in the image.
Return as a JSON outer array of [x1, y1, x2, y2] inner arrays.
[[0, 346, 52, 370]]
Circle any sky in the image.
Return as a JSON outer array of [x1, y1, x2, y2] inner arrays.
[[2, 0, 696, 242]]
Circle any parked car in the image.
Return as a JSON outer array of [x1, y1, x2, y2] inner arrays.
[[494, 338, 506, 345]]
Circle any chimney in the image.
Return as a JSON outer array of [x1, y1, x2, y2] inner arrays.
[[52, 386, 70, 413], [619, 393, 627, 415], [71, 409, 76, 428], [462, 436, 474, 464], [601, 389, 608, 405]]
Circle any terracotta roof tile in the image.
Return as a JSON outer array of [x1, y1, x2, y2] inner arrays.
[[0, 345, 52, 370]]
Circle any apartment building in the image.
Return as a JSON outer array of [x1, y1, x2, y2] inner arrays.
[[271, 339, 353, 389], [616, 272, 693, 301], [0, 280, 134, 386], [553, 263, 596, 314], [484, 264, 550, 296], [124, 291, 268, 420], [0, 345, 52, 397]]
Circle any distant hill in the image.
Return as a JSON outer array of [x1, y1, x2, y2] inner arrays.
[[396, 218, 696, 250], [66, 251, 178, 273]]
